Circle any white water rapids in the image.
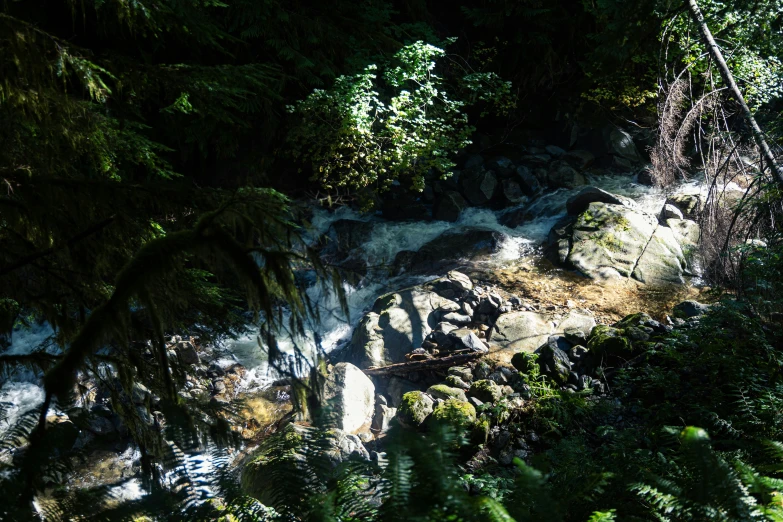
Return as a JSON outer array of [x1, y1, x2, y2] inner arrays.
[[0, 172, 711, 506]]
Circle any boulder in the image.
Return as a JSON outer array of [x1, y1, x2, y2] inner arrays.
[[397, 391, 434, 427], [448, 329, 488, 353], [321, 363, 375, 434], [429, 271, 473, 299], [515, 166, 541, 195], [386, 376, 420, 408], [667, 194, 701, 219], [606, 128, 641, 163], [556, 310, 596, 343], [661, 203, 684, 221], [673, 300, 711, 319], [459, 167, 497, 206], [429, 399, 477, 428], [519, 154, 551, 167], [372, 404, 397, 432], [637, 167, 655, 186], [463, 154, 485, 169], [468, 380, 503, 403], [544, 215, 575, 265], [563, 149, 595, 169], [176, 341, 200, 365], [427, 384, 468, 402], [567, 202, 658, 280], [444, 375, 471, 390], [347, 289, 457, 368], [632, 226, 687, 285], [545, 145, 566, 157], [500, 179, 527, 205], [548, 161, 587, 189], [587, 325, 633, 360], [667, 219, 700, 247], [537, 337, 572, 385], [448, 366, 474, 383], [321, 219, 374, 276], [492, 311, 554, 355], [565, 186, 636, 216], [434, 191, 468, 222]]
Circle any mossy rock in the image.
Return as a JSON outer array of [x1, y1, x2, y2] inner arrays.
[[614, 312, 653, 329], [471, 417, 491, 445], [429, 399, 477, 429], [241, 424, 305, 505], [468, 379, 503, 403], [587, 325, 633, 359], [444, 374, 471, 390], [447, 366, 474, 383], [427, 384, 468, 402], [511, 352, 537, 373], [397, 391, 434, 427]]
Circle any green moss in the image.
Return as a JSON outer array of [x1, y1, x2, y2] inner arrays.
[[445, 374, 470, 389], [429, 399, 477, 428], [511, 352, 537, 373], [614, 312, 653, 329], [468, 379, 503, 403], [471, 417, 491, 445], [427, 384, 468, 402], [587, 325, 633, 359], [398, 391, 434, 426], [241, 424, 304, 504]]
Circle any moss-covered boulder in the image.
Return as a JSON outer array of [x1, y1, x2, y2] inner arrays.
[[397, 391, 434, 427], [587, 325, 633, 359], [242, 424, 305, 505], [447, 366, 474, 383], [429, 399, 477, 429], [468, 380, 503, 404], [444, 374, 471, 390], [427, 384, 468, 402], [511, 352, 537, 373]]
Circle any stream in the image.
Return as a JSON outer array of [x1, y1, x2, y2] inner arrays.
[[0, 171, 707, 508]]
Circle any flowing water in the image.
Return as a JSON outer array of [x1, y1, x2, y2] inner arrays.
[[0, 172, 706, 507]]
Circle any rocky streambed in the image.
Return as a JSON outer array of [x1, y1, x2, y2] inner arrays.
[[2, 125, 724, 510]]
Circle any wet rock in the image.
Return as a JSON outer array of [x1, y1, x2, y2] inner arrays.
[[460, 167, 498, 205], [637, 166, 655, 186], [434, 191, 468, 222], [322, 363, 375, 434], [395, 227, 504, 274], [566, 186, 636, 215], [397, 391, 434, 427], [606, 127, 641, 163], [544, 215, 575, 265], [321, 219, 374, 276], [500, 179, 527, 205], [548, 161, 586, 189], [515, 166, 541, 195]]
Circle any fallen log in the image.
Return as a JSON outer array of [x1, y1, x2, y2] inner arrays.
[[362, 352, 483, 376]]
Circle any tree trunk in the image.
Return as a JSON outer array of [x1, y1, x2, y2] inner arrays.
[[687, 0, 783, 185]]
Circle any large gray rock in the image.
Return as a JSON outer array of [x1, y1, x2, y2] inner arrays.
[[372, 403, 397, 432], [566, 186, 637, 215], [459, 167, 497, 205], [568, 202, 657, 280], [632, 225, 687, 285], [347, 289, 457, 368], [492, 311, 554, 356], [673, 300, 711, 318], [322, 363, 375, 434], [434, 191, 468, 222], [556, 310, 596, 344], [548, 161, 587, 189], [606, 128, 641, 163]]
